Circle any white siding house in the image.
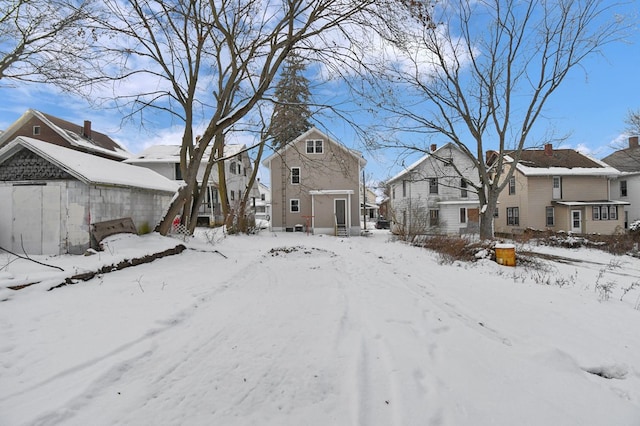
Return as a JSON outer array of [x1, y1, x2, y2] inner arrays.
[[386, 143, 480, 236]]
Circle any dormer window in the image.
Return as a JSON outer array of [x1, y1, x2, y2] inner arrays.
[[33, 126, 40, 135]]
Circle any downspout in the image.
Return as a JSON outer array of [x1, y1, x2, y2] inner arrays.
[[347, 192, 352, 236], [311, 192, 315, 232]]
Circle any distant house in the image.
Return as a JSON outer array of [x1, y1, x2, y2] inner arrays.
[[386, 142, 481, 235], [125, 144, 258, 226], [494, 144, 626, 236], [253, 180, 271, 222], [361, 187, 379, 221], [0, 137, 179, 255], [602, 136, 640, 229], [0, 109, 130, 161], [262, 127, 366, 236]]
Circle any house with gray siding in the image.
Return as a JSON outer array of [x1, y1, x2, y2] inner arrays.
[[0, 137, 179, 255], [262, 127, 366, 236], [386, 142, 481, 236]]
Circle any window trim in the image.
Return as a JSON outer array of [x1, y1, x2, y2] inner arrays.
[[507, 207, 519, 226], [291, 167, 300, 185], [546, 206, 554, 226], [306, 139, 323, 154], [459, 207, 467, 224], [429, 178, 438, 194], [460, 179, 468, 198], [620, 180, 628, 197], [33, 125, 41, 135], [508, 176, 516, 195], [290, 199, 300, 213], [429, 209, 439, 226]]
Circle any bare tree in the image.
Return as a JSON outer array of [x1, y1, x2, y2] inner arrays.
[[357, 0, 629, 239], [0, 0, 95, 89], [624, 109, 640, 136], [92, 0, 376, 235]]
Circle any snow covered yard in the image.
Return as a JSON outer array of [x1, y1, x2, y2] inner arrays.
[[1, 230, 639, 425]]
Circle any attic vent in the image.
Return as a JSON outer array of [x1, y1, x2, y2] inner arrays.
[[33, 125, 40, 135]]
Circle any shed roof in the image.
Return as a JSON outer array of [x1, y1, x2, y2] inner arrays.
[[509, 148, 619, 177], [0, 137, 180, 193]]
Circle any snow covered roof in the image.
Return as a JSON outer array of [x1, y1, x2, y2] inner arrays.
[[386, 142, 459, 184], [126, 143, 247, 164], [507, 148, 620, 177], [0, 109, 130, 160], [0, 137, 180, 193]]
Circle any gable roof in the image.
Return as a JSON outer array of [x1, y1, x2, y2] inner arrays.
[[601, 147, 640, 173], [508, 147, 619, 177], [125, 143, 247, 164], [386, 142, 465, 184], [261, 127, 366, 168], [0, 137, 180, 193], [0, 109, 130, 160]]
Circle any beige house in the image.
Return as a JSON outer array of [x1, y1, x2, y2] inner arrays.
[[494, 144, 627, 236], [262, 127, 366, 236]]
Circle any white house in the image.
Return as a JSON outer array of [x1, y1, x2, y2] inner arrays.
[[0, 137, 179, 255], [125, 144, 258, 226], [602, 136, 640, 229], [386, 142, 481, 235]]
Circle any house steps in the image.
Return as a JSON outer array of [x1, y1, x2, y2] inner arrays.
[[336, 225, 349, 237]]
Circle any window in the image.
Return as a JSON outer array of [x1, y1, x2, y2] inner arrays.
[[229, 162, 236, 174], [237, 164, 242, 175], [507, 207, 519, 226], [230, 190, 235, 201], [429, 178, 438, 194], [600, 205, 608, 220], [175, 163, 182, 180], [261, 193, 266, 201], [291, 167, 300, 184], [459, 208, 467, 224], [33, 126, 40, 135], [402, 180, 407, 197], [460, 179, 468, 198], [552, 176, 561, 199], [593, 205, 619, 221], [494, 208, 499, 218], [546, 206, 554, 226], [508, 177, 516, 195], [290, 199, 300, 212], [392, 186, 396, 200], [621, 180, 628, 197], [592, 206, 600, 220], [609, 205, 618, 220], [429, 209, 439, 226], [306, 140, 323, 154]]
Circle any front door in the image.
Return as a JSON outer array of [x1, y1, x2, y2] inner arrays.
[[571, 209, 582, 233], [335, 199, 346, 226]]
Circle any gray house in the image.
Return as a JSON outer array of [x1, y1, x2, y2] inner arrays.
[[602, 136, 640, 229], [0, 137, 179, 255]]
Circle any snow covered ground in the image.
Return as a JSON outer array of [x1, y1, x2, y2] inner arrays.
[[1, 229, 639, 425]]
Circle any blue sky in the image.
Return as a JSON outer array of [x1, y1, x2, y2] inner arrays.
[[1, 5, 638, 185]]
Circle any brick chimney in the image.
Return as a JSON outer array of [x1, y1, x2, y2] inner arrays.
[[630, 136, 639, 149], [83, 120, 92, 139], [544, 143, 553, 157], [430, 143, 437, 152]]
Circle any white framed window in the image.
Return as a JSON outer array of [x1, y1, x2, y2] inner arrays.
[[291, 167, 300, 184], [290, 199, 300, 212], [508, 177, 516, 195], [33, 125, 40, 135], [429, 209, 439, 226], [230, 190, 235, 200], [306, 140, 323, 154], [620, 180, 628, 197], [600, 205, 608, 220], [429, 178, 438, 194], [546, 206, 554, 226], [593, 206, 600, 220], [460, 179, 468, 198], [609, 205, 617, 220], [229, 162, 236, 174], [507, 207, 519, 226]]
